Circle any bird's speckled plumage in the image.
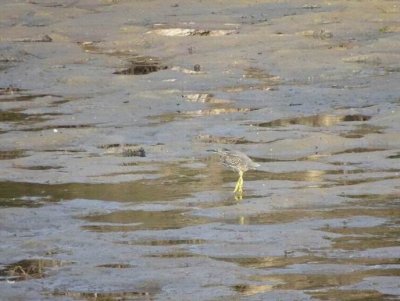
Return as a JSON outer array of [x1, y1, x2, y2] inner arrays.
[[209, 148, 260, 198], [216, 149, 259, 173]]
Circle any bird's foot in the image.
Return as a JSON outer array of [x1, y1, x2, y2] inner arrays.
[[234, 191, 243, 201], [234, 182, 243, 200]]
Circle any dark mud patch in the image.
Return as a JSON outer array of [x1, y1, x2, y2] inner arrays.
[[316, 207, 400, 221], [244, 169, 329, 182], [0, 150, 27, 160], [343, 55, 383, 65], [100, 144, 146, 157], [52, 288, 159, 301], [333, 148, 387, 155], [0, 195, 53, 208], [0, 93, 61, 103], [340, 124, 386, 138], [149, 28, 238, 37], [81, 210, 211, 232], [114, 64, 167, 75], [254, 268, 400, 291], [223, 209, 316, 226], [145, 251, 199, 258], [0, 161, 209, 204], [225, 206, 399, 228], [48, 98, 72, 106], [0, 259, 66, 282], [22, 123, 95, 132], [182, 93, 235, 104], [41, 148, 86, 153], [0, 110, 58, 124], [147, 111, 192, 124], [147, 93, 259, 124], [310, 289, 399, 301], [217, 255, 400, 270], [321, 224, 400, 251], [0, 182, 58, 207], [250, 156, 296, 163], [0, 86, 24, 95], [12, 164, 63, 171], [341, 193, 400, 210], [195, 134, 254, 144], [223, 82, 279, 93], [79, 42, 142, 58], [221, 65, 280, 92], [330, 161, 363, 166], [0, 179, 191, 205], [13, 35, 53, 43], [78, 41, 102, 53], [97, 263, 134, 268], [343, 193, 400, 204], [0, 110, 41, 122], [182, 107, 256, 117], [214, 255, 322, 269], [257, 114, 371, 128], [244, 67, 281, 85], [117, 239, 207, 246], [91, 170, 158, 178], [232, 284, 272, 296], [301, 29, 333, 40], [183, 93, 214, 103], [114, 56, 167, 75], [387, 152, 400, 159], [326, 174, 400, 187], [150, 107, 256, 124]]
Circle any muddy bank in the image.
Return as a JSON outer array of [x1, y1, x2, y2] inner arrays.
[[1, 0, 399, 300]]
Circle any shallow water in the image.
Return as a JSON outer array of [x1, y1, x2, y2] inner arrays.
[[0, 0, 399, 300]]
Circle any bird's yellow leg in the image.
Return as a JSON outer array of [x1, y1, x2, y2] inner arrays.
[[234, 193, 242, 201], [234, 171, 244, 198], [239, 171, 244, 192], [233, 177, 241, 193]]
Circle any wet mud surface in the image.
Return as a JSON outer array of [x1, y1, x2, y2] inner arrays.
[[0, 0, 399, 300]]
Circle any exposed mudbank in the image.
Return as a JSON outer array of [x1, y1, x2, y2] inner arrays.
[[0, 0, 399, 300]]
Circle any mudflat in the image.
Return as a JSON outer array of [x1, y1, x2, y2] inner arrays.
[[0, 1, 399, 300]]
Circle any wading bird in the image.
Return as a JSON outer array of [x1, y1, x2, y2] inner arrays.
[[209, 149, 260, 198]]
